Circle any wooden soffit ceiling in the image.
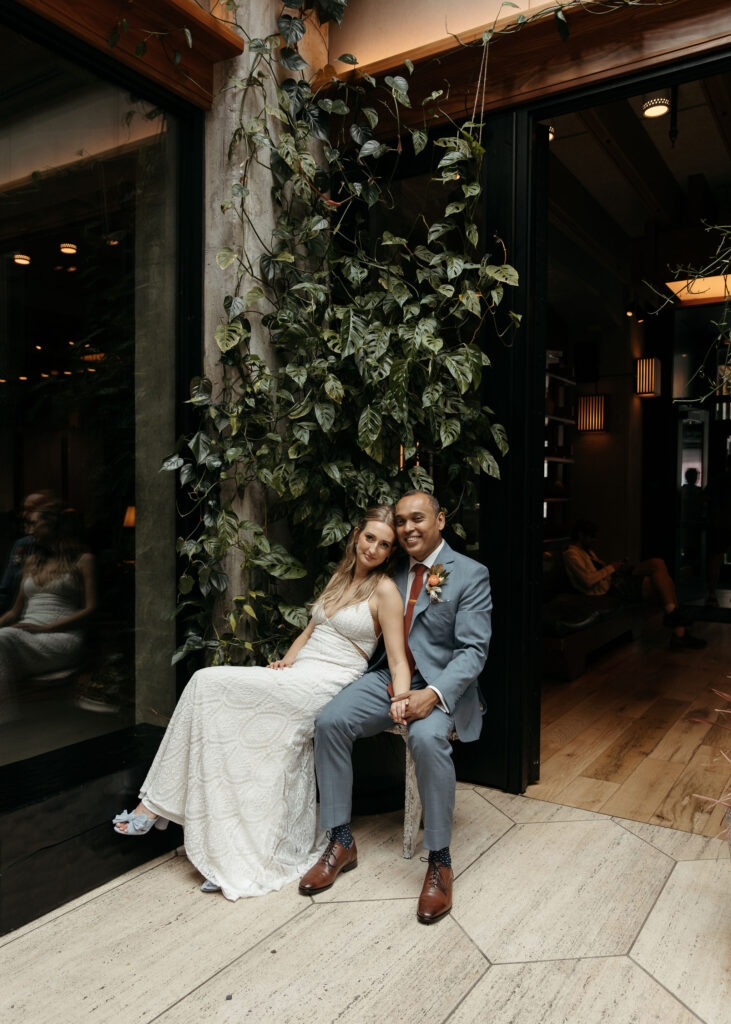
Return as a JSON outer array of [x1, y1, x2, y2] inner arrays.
[[13, 0, 243, 108], [350, 0, 731, 123]]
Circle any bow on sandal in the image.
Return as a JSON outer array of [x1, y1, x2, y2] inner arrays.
[[112, 809, 169, 835]]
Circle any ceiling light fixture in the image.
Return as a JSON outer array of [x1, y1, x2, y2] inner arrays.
[[13, 253, 30, 265], [59, 242, 77, 255], [642, 89, 671, 118]]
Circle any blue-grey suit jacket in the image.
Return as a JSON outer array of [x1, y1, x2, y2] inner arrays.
[[373, 540, 492, 742]]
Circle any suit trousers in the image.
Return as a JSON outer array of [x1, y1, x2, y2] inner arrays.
[[314, 666, 456, 850]]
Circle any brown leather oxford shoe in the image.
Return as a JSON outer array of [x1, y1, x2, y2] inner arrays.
[[416, 860, 453, 924], [298, 838, 358, 895]]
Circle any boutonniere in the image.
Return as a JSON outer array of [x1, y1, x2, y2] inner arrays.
[[425, 564, 449, 603]]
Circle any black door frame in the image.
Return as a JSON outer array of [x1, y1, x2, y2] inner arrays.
[[484, 44, 731, 795]]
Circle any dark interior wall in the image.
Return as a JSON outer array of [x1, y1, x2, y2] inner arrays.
[[548, 215, 644, 562], [572, 323, 644, 562]]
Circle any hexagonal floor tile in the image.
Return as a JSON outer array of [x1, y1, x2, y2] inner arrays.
[[632, 859, 731, 1024], [452, 819, 672, 961], [0, 855, 305, 1024], [155, 900, 487, 1024], [448, 957, 699, 1024]]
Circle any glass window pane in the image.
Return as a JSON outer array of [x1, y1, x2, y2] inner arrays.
[[0, 25, 178, 763]]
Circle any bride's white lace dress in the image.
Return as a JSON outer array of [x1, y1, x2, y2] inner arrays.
[[138, 599, 377, 900]]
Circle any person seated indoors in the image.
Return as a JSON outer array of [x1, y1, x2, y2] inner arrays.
[[563, 520, 705, 650]]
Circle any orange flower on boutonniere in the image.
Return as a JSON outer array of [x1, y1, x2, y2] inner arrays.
[[425, 564, 449, 603]]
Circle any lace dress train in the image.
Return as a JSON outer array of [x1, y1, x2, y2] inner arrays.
[[138, 599, 377, 900]]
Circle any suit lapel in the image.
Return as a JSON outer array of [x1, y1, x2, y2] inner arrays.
[[412, 540, 455, 624]]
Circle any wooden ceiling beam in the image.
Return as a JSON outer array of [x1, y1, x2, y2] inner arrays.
[[348, 0, 731, 128], [13, 0, 243, 109]]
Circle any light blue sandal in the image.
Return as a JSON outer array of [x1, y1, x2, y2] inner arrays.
[[200, 879, 221, 893], [112, 809, 169, 835]]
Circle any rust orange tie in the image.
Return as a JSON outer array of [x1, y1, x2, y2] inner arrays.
[[403, 563, 427, 676]]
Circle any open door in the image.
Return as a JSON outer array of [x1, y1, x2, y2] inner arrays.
[[454, 111, 548, 792]]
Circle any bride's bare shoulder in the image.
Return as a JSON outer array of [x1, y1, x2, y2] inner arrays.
[[374, 575, 404, 608]]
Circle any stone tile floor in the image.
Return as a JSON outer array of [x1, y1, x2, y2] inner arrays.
[[2, 785, 729, 1024]]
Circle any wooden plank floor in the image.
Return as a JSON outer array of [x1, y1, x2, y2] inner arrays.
[[526, 615, 731, 836]]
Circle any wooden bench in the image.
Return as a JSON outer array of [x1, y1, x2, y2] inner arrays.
[[387, 723, 458, 859]]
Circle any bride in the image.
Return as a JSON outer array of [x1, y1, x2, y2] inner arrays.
[[113, 505, 410, 899]]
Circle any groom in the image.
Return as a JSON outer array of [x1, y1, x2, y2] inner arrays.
[[299, 490, 492, 923]]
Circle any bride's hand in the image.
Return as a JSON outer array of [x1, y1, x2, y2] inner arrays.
[[389, 696, 409, 725], [268, 657, 294, 670]]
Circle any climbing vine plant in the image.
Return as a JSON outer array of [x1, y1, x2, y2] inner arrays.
[[158, 0, 524, 666], [159, 0, 680, 665]]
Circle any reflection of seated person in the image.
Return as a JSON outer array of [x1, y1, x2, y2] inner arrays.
[[0, 491, 53, 613], [0, 500, 96, 692], [563, 520, 705, 650]]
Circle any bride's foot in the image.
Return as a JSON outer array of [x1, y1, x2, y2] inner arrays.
[[113, 803, 169, 835], [200, 879, 221, 893]]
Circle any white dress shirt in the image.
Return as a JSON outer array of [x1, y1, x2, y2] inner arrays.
[[404, 540, 449, 713]]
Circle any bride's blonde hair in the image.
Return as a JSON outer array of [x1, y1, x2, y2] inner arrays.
[[317, 505, 397, 610]]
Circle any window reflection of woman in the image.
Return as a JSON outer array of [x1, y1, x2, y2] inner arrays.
[[0, 500, 96, 690]]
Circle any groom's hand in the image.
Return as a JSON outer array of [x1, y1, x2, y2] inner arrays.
[[404, 688, 439, 721]]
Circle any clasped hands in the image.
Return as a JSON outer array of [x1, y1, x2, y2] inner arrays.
[[389, 687, 438, 725]]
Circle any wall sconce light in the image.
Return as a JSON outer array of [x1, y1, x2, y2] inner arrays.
[[122, 505, 136, 528], [577, 394, 606, 432], [547, 124, 556, 142], [636, 357, 661, 396], [13, 253, 31, 265], [642, 90, 671, 118], [59, 242, 77, 255]]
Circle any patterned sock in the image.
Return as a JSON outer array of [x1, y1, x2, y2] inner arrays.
[[330, 823, 354, 849], [428, 846, 452, 868]]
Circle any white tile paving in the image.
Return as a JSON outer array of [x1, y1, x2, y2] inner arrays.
[[453, 819, 672, 961], [632, 859, 731, 1024], [448, 958, 703, 1024], [1, 785, 728, 1024]]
